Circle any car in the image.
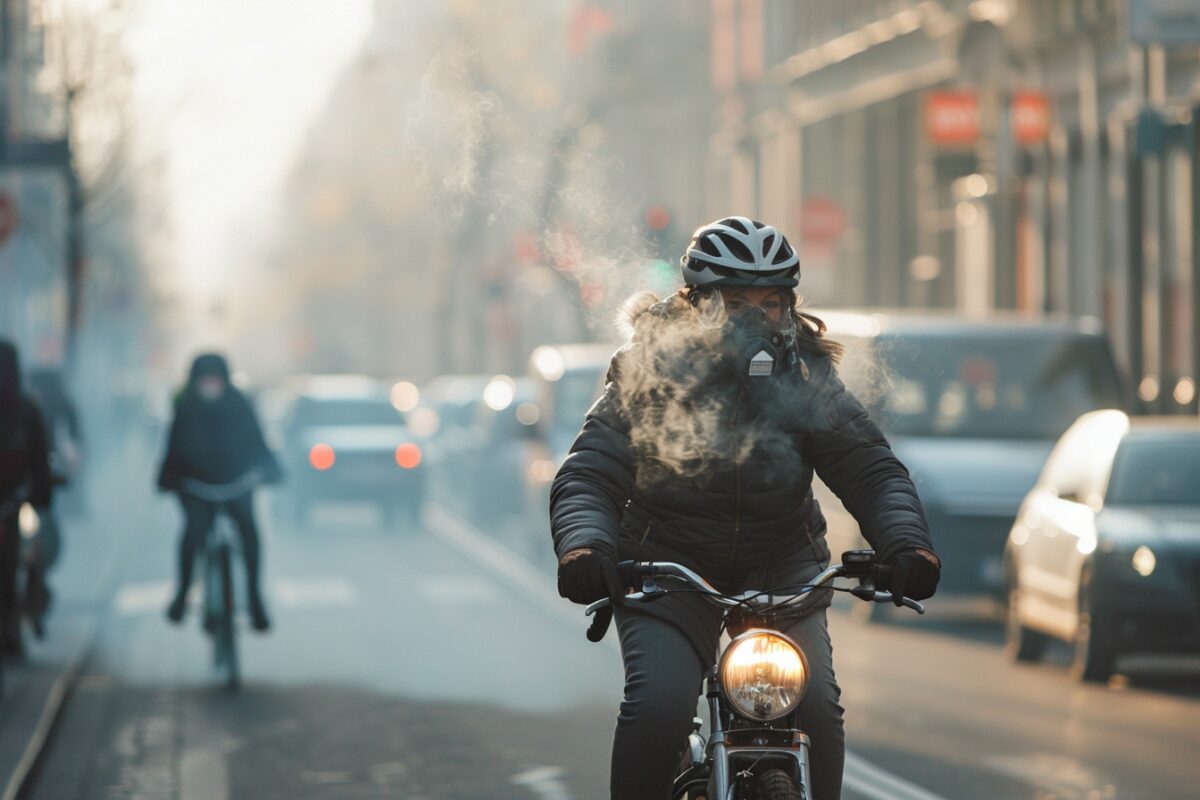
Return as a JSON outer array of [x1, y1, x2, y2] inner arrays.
[[520, 344, 612, 531], [1004, 411, 1200, 682], [419, 374, 491, 507], [276, 375, 426, 527], [813, 311, 1126, 612], [463, 375, 539, 521]]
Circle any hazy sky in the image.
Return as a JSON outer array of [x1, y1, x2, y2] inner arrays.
[[124, 0, 373, 304]]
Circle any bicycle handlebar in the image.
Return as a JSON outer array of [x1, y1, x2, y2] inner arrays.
[[179, 472, 262, 504], [584, 560, 925, 643]]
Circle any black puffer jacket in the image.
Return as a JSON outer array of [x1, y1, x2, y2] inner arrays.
[[0, 342, 53, 509], [549, 294, 931, 660], [157, 354, 280, 491]]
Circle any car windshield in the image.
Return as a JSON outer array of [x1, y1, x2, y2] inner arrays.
[[869, 332, 1122, 440], [553, 368, 605, 436], [1107, 437, 1200, 506], [293, 398, 403, 427]]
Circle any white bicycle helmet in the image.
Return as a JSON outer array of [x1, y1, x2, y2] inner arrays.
[[680, 216, 800, 288]]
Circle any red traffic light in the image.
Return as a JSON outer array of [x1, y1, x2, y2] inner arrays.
[[644, 204, 670, 231]]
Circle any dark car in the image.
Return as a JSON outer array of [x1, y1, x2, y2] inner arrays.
[[1004, 411, 1200, 682], [815, 311, 1126, 609], [278, 375, 426, 527]]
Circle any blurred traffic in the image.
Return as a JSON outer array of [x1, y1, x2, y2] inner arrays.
[[1, 1, 1199, 799]]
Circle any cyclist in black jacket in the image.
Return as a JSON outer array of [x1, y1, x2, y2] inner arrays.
[[550, 218, 941, 799], [0, 340, 54, 658], [157, 353, 280, 631]]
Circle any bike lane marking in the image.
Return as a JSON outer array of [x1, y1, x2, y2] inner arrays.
[[511, 765, 573, 800], [426, 504, 953, 800], [843, 751, 952, 800]]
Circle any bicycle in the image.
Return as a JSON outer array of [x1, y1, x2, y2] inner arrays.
[[179, 472, 262, 691], [585, 550, 925, 798]]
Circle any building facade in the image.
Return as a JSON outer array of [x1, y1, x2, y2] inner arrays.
[[709, 0, 1200, 414]]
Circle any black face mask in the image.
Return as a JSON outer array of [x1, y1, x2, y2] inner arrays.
[[720, 305, 798, 381]]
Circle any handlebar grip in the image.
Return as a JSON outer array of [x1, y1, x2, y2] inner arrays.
[[617, 560, 640, 587], [586, 603, 614, 642]]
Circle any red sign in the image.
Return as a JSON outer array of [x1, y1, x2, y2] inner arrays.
[[925, 91, 980, 147], [0, 193, 18, 246], [798, 196, 846, 247], [1012, 91, 1051, 145]]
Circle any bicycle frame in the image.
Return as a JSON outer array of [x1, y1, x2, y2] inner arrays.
[[202, 512, 240, 690], [181, 476, 258, 692]]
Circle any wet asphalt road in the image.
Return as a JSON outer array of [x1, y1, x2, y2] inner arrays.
[[6, 452, 1200, 799]]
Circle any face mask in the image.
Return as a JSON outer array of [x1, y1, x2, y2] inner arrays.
[[722, 305, 798, 380], [197, 377, 226, 402]]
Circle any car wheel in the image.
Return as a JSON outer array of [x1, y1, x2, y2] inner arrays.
[[1071, 571, 1117, 684], [1004, 576, 1047, 663]]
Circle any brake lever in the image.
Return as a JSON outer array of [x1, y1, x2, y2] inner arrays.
[[849, 586, 926, 614]]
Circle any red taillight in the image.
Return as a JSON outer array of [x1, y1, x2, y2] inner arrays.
[[395, 442, 422, 469], [309, 443, 335, 470]]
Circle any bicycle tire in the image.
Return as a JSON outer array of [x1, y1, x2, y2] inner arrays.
[[217, 545, 240, 691], [756, 769, 805, 800]]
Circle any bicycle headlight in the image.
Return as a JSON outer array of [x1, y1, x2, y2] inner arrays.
[[719, 630, 809, 722], [18, 503, 40, 539]]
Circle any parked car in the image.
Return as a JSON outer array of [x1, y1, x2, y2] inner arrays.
[[1004, 410, 1200, 682], [276, 375, 426, 527], [814, 311, 1126, 611]]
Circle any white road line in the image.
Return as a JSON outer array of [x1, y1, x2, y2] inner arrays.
[[274, 578, 358, 609], [415, 575, 501, 604], [511, 766, 573, 800], [843, 751, 952, 800], [179, 748, 230, 800], [425, 506, 608, 640], [427, 504, 952, 800], [111, 578, 359, 615]]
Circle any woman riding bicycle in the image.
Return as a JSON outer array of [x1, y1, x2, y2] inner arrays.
[[0, 340, 54, 659], [550, 217, 941, 799], [157, 353, 280, 631]]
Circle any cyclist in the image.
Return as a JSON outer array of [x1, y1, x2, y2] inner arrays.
[[157, 353, 280, 631], [0, 340, 54, 658], [550, 218, 941, 799]]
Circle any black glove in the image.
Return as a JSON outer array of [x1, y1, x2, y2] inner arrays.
[[883, 548, 941, 606], [557, 549, 624, 606]]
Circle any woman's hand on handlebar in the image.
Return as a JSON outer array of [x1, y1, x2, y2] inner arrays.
[[557, 548, 626, 606], [879, 547, 940, 607]]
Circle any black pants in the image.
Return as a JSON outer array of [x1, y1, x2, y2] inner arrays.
[[0, 513, 18, 642], [611, 608, 844, 800], [175, 493, 263, 606]]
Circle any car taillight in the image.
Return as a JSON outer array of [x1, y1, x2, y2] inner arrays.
[[395, 443, 422, 469], [309, 443, 335, 470]]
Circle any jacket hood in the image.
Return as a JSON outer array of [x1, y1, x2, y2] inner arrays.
[[188, 353, 231, 385], [617, 291, 683, 339]]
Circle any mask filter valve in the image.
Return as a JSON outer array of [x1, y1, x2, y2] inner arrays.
[[748, 350, 775, 377]]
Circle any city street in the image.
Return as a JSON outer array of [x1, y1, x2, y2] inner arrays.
[[1, 448, 1197, 799]]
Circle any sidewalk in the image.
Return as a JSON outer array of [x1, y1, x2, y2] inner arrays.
[[0, 444, 157, 795]]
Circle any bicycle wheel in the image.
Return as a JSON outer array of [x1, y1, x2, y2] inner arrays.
[[216, 544, 240, 691]]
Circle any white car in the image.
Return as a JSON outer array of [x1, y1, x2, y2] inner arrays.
[[1004, 410, 1200, 682]]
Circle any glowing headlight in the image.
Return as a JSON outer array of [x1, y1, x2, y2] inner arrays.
[[18, 503, 40, 539], [1131, 545, 1156, 577], [719, 630, 809, 722]]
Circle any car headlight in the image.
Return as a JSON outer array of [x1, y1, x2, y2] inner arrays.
[[719, 630, 809, 722], [1131, 545, 1156, 577]]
